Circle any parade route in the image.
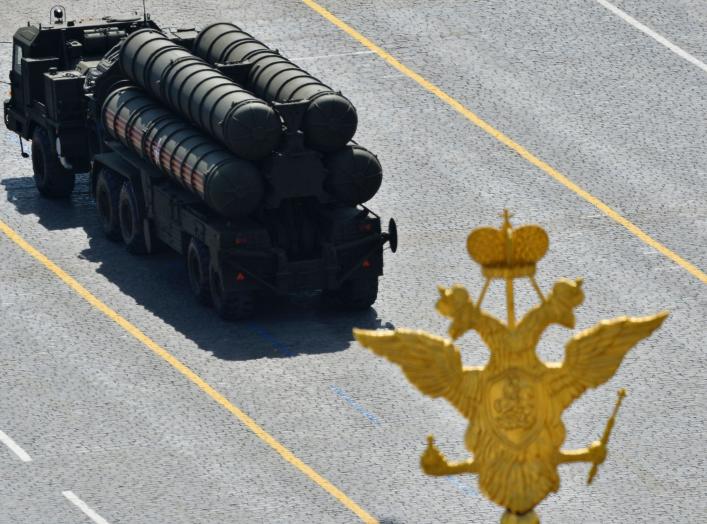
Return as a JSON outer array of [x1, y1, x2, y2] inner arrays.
[[1, 1, 704, 522]]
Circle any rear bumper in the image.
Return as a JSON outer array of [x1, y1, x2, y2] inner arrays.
[[218, 233, 386, 295]]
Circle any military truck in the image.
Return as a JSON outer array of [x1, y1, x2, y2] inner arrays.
[[4, 7, 397, 319]]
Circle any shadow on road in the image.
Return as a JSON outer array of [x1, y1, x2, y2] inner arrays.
[[3, 174, 96, 232], [2, 175, 392, 361]]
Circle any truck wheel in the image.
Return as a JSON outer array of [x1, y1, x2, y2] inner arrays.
[[118, 180, 148, 254], [95, 168, 122, 240], [209, 265, 254, 320], [326, 275, 379, 310], [31, 127, 75, 198], [186, 238, 211, 305]]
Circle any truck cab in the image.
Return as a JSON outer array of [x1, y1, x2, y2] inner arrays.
[[4, 7, 160, 196]]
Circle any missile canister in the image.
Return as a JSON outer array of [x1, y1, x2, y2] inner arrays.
[[119, 29, 282, 161], [324, 145, 382, 205], [102, 85, 263, 218], [194, 22, 357, 153]]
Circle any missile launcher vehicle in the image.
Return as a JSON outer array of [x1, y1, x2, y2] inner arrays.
[[3, 7, 397, 319]]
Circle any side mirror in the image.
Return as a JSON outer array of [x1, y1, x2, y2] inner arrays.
[[387, 218, 398, 253]]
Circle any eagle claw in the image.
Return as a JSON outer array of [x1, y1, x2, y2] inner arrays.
[[421, 436, 450, 476], [589, 440, 607, 465]]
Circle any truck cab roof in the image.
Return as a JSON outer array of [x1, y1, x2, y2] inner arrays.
[[12, 14, 198, 75], [14, 16, 155, 45]]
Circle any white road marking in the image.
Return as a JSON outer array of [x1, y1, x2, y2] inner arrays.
[[290, 50, 374, 61], [0, 430, 32, 462], [62, 491, 111, 524], [596, 0, 707, 74]]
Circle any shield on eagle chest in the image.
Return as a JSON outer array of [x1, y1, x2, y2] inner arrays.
[[483, 367, 547, 449]]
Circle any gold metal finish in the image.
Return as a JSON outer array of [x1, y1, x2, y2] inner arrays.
[[587, 388, 626, 485], [354, 212, 668, 523]]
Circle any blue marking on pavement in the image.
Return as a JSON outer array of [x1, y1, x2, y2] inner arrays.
[[445, 475, 477, 497], [330, 385, 382, 426], [246, 322, 477, 497], [247, 323, 296, 357], [247, 323, 382, 425]]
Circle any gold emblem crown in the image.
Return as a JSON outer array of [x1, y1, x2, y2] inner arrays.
[[467, 210, 549, 279]]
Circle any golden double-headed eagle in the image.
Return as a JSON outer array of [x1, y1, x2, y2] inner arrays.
[[354, 212, 667, 523]]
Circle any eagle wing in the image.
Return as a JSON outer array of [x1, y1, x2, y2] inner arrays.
[[548, 312, 667, 410], [353, 328, 480, 419]]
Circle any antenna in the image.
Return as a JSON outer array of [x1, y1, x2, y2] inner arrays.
[[142, 0, 147, 22]]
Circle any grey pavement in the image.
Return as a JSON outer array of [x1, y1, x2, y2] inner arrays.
[[0, 1, 705, 523]]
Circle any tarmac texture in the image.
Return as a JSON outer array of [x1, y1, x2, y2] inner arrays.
[[0, 1, 705, 523]]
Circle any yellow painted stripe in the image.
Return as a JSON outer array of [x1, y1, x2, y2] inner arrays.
[[301, 0, 707, 285], [0, 219, 378, 524]]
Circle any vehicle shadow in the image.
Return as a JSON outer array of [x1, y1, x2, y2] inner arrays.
[[2, 173, 97, 232], [2, 175, 393, 361]]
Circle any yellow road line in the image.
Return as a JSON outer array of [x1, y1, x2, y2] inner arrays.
[[0, 219, 378, 524], [301, 0, 707, 285]]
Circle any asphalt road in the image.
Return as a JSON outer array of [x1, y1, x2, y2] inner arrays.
[[1, 1, 705, 523]]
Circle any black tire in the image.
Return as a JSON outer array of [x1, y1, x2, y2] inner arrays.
[[209, 264, 255, 320], [95, 168, 122, 240], [186, 238, 211, 305], [118, 180, 148, 254], [31, 127, 75, 198], [326, 275, 379, 310]]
